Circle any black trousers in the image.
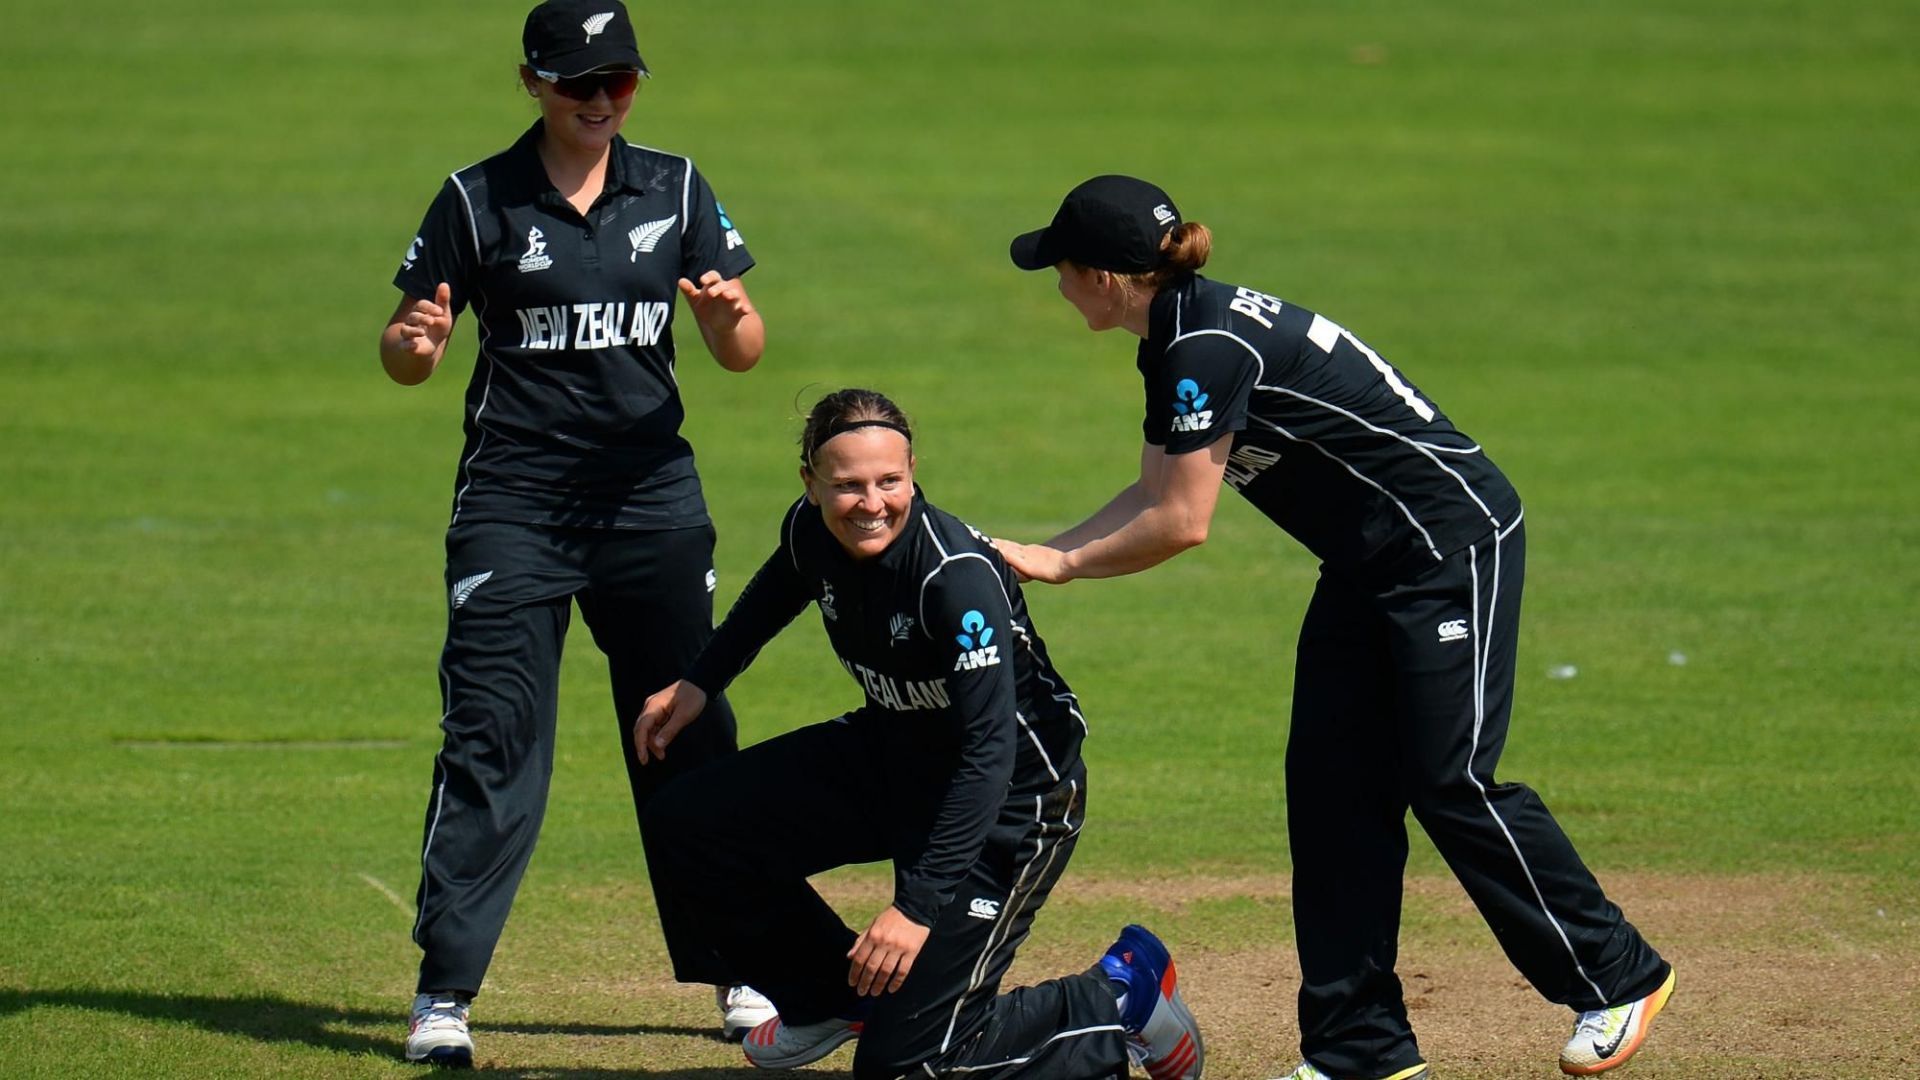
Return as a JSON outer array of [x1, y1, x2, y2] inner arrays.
[[643, 719, 1129, 1080], [1288, 519, 1669, 1078], [412, 521, 739, 995]]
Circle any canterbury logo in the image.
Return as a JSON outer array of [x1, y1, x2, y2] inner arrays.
[[450, 571, 493, 609], [582, 12, 615, 39], [967, 897, 1001, 921], [1437, 619, 1468, 643], [628, 215, 677, 259]]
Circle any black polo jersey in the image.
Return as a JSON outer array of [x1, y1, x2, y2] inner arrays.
[[394, 121, 754, 529], [685, 489, 1087, 925], [1140, 275, 1522, 578]]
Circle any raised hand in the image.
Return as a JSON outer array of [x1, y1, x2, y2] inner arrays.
[[678, 271, 754, 333], [396, 282, 455, 358]]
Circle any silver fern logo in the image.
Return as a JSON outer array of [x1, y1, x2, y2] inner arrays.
[[582, 12, 615, 40], [628, 215, 677, 260], [450, 571, 494, 609], [889, 612, 915, 644]]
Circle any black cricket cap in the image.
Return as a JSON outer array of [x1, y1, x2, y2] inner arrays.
[[523, 0, 648, 79], [1009, 175, 1182, 272]]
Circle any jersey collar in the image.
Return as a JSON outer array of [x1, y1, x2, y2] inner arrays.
[[1139, 273, 1204, 369], [505, 121, 649, 211]]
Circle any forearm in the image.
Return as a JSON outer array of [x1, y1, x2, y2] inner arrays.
[[1060, 498, 1208, 580], [684, 550, 806, 695], [700, 310, 764, 372], [1046, 482, 1150, 551]]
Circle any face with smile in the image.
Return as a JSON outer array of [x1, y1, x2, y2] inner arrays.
[[803, 428, 916, 560], [522, 67, 638, 155]]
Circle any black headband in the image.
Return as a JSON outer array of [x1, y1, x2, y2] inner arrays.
[[817, 418, 912, 447]]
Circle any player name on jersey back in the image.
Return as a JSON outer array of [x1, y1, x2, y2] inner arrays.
[[515, 301, 672, 351]]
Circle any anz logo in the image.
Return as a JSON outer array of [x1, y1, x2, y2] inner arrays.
[[1170, 378, 1213, 433], [953, 609, 1000, 671], [717, 202, 745, 251]]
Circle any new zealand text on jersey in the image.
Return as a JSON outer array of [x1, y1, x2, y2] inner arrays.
[[515, 301, 671, 350], [841, 657, 951, 711]]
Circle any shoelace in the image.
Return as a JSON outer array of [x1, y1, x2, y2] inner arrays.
[[414, 1002, 467, 1030], [1574, 1003, 1626, 1042]]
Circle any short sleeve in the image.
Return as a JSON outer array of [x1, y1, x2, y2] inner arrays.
[[1144, 334, 1258, 455], [393, 178, 479, 316], [679, 164, 755, 283]]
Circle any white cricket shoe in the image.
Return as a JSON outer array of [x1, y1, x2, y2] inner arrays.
[[741, 1013, 863, 1069], [718, 984, 779, 1041], [1275, 1063, 1428, 1080], [1559, 968, 1677, 1075], [405, 993, 473, 1068]]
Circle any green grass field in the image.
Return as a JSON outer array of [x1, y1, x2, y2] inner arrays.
[[2, 0, 1916, 1076]]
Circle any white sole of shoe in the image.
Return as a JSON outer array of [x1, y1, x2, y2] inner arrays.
[[743, 1022, 862, 1069]]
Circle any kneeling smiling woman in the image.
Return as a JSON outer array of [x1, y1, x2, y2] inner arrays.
[[634, 389, 1205, 1079]]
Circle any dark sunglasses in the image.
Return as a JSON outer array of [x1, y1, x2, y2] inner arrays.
[[545, 68, 641, 102]]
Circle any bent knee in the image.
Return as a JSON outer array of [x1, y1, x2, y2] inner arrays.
[[638, 771, 708, 847]]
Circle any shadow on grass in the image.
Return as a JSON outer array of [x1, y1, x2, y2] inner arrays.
[[0, 988, 839, 1077]]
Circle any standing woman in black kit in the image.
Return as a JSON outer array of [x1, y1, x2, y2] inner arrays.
[[994, 176, 1676, 1080], [633, 389, 1206, 1080], [378, 0, 773, 1065]]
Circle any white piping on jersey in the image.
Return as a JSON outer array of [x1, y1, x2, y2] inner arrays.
[[448, 292, 499, 526], [1466, 531, 1607, 1006], [1413, 439, 1483, 455], [444, 168, 497, 526], [1009, 623, 1090, 740], [678, 154, 693, 232], [616, 141, 696, 220], [1169, 328, 1267, 381], [1498, 507, 1525, 540], [938, 781, 1082, 1056], [1165, 299, 1503, 540], [918, 517, 1066, 781], [450, 167, 483, 264], [1247, 414, 1444, 561], [917, 516, 1017, 643], [1257, 383, 1502, 529], [1013, 708, 1060, 783], [784, 498, 806, 574]]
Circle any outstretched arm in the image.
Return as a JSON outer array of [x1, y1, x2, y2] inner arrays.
[[995, 434, 1231, 583], [1039, 442, 1161, 552]]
